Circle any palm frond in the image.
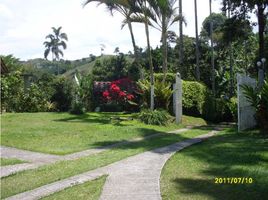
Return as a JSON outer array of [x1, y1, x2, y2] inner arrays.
[[60, 33, 68, 41], [169, 14, 184, 27], [44, 48, 50, 59], [45, 34, 55, 40], [59, 41, 67, 49], [241, 84, 260, 110], [121, 18, 128, 29]]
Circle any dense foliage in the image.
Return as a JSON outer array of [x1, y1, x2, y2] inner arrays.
[[182, 81, 206, 116], [1, 69, 74, 112], [242, 79, 268, 131], [137, 79, 173, 110]]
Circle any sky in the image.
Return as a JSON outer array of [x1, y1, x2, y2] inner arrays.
[[0, 0, 233, 61]]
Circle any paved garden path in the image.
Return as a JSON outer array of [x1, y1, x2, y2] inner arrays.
[[5, 130, 217, 200], [1, 128, 190, 178]]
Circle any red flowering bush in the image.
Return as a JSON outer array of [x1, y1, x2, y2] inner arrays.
[[102, 78, 136, 106]]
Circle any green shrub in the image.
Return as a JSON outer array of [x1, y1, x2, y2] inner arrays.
[[19, 83, 50, 112], [69, 100, 85, 115], [182, 81, 206, 116], [51, 77, 74, 112], [139, 109, 172, 125], [137, 79, 173, 110], [1, 71, 24, 112], [242, 78, 268, 131], [154, 73, 175, 83]]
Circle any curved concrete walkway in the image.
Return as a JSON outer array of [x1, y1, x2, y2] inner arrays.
[[1, 128, 190, 178], [6, 130, 217, 200]]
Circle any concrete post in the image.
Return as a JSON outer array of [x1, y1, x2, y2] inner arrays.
[[173, 73, 182, 124], [237, 73, 257, 131]]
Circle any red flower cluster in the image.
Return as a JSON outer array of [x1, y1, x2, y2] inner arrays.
[[111, 84, 120, 93], [102, 78, 136, 104]]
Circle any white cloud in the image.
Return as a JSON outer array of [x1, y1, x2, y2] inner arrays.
[[0, 0, 228, 61], [0, 4, 13, 19]]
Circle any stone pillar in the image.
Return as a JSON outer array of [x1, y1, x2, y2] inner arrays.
[[173, 73, 182, 124], [237, 74, 257, 131]]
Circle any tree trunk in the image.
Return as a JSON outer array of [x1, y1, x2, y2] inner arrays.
[[162, 14, 168, 83], [127, 19, 143, 79], [210, 0, 215, 96], [194, 0, 200, 81], [127, 19, 138, 60], [179, 0, 183, 65], [257, 3, 266, 84], [257, 3, 265, 59], [228, 0, 234, 96], [145, 17, 154, 110]]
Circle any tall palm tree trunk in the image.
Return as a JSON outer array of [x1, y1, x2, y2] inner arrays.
[[210, 0, 215, 96], [127, 19, 143, 79], [145, 17, 154, 110], [194, 0, 200, 81], [179, 0, 183, 65], [228, 0, 234, 96], [127, 19, 138, 59], [257, 3, 265, 60], [162, 15, 168, 83]]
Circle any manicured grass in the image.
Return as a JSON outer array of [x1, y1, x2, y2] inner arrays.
[[1, 112, 206, 155], [1, 129, 209, 199], [41, 176, 107, 200], [0, 158, 26, 166], [161, 129, 268, 200]]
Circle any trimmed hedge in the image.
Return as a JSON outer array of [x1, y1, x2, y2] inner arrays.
[[182, 81, 206, 116]]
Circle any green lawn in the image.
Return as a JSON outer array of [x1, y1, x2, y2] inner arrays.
[[41, 176, 107, 200], [1, 128, 209, 199], [0, 158, 26, 166], [160, 129, 268, 200], [1, 112, 206, 155]]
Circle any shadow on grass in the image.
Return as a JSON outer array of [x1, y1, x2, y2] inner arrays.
[[165, 130, 268, 199], [88, 128, 168, 148], [53, 113, 134, 126], [91, 127, 203, 155]]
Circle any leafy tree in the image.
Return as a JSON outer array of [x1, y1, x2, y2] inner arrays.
[[1, 71, 24, 112], [0, 55, 22, 72], [201, 13, 227, 44], [145, 0, 184, 82], [223, 0, 268, 59], [92, 54, 130, 81]]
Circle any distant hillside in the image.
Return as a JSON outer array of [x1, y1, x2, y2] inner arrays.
[[20, 54, 134, 79], [62, 55, 114, 79], [62, 54, 134, 79]]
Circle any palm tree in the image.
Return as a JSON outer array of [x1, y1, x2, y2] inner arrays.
[[132, 0, 155, 110], [147, 0, 184, 82], [83, 0, 138, 60], [194, 0, 200, 81], [43, 27, 68, 61], [43, 27, 68, 75]]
